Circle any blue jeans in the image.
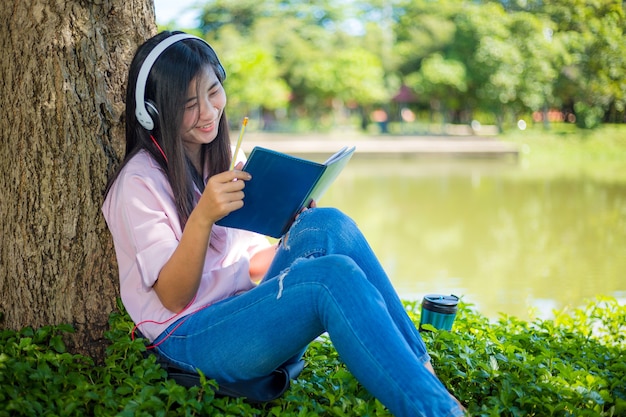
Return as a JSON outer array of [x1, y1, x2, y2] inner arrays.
[[154, 208, 464, 417]]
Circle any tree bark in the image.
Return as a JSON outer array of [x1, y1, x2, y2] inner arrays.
[[0, 0, 156, 358]]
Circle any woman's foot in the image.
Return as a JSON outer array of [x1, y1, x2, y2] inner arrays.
[[424, 361, 467, 414]]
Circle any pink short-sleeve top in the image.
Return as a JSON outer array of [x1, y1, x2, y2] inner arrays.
[[102, 150, 270, 341]]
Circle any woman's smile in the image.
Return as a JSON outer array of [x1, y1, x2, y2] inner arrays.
[[196, 120, 217, 133]]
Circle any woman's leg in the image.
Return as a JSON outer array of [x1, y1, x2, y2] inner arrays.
[[156, 254, 463, 417], [266, 208, 430, 362], [155, 208, 463, 416]]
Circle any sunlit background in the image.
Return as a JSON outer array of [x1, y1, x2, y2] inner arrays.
[[154, 0, 199, 27], [150, 1, 626, 322]]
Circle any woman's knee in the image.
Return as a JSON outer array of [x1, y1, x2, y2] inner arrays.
[[315, 253, 360, 274], [294, 255, 370, 292], [296, 255, 385, 314], [294, 207, 358, 236]]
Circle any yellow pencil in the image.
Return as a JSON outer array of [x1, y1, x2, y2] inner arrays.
[[230, 116, 249, 170]]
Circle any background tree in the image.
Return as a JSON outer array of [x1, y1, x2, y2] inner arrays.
[[394, 0, 458, 75], [457, 3, 524, 127], [543, 0, 626, 127], [506, 12, 560, 126], [0, 0, 156, 357], [198, 0, 389, 128], [191, 0, 625, 130], [221, 39, 291, 127], [406, 53, 467, 124]]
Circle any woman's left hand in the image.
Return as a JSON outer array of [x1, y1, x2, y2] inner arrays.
[[293, 200, 316, 224], [297, 199, 316, 216]]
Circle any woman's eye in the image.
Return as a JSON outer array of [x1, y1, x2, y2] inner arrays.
[[185, 102, 198, 110], [209, 85, 222, 97]]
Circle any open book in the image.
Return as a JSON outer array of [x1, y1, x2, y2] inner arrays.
[[216, 145, 356, 238]]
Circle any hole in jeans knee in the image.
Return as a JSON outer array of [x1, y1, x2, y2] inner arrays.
[[276, 269, 289, 299]]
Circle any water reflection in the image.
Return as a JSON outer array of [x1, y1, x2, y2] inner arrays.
[[324, 158, 626, 321]]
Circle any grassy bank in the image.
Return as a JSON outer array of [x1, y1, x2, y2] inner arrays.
[[1, 298, 624, 416], [501, 124, 626, 181]]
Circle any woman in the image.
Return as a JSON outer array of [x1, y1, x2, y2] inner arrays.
[[102, 31, 465, 417]]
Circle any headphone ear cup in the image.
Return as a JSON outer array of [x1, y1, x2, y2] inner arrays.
[[145, 100, 159, 131], [216, 62, 227, 81]]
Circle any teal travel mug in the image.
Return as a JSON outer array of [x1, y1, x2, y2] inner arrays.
[[419, 294, 459, 331]]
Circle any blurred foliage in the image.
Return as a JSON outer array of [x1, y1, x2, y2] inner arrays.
[[158, 0, 626, 131]]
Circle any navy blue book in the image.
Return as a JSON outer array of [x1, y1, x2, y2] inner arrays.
[[216, 145, 356, 238]]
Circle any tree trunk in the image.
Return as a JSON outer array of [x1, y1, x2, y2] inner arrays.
[[0, 0, 156, 358]]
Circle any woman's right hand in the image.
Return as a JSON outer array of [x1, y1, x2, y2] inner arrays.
[[154, 163, 251, 313], [195, 163, 251, 226]]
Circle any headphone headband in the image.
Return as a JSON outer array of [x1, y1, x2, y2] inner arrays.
[[135, 33, 226, 130]]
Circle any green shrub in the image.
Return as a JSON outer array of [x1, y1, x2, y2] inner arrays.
[[1, 297, 624, 416], [420, 297, 626, 416]]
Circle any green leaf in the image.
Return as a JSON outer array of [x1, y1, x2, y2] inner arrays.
[[49, 335, 66, 353]]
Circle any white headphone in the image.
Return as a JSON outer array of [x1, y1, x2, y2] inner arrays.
[[134, 33, 226, 131]]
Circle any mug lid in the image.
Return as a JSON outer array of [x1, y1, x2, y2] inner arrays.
[[423, 294, 459, 307], [423, 294, 459, 306]]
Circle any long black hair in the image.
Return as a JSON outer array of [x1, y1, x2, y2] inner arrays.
[[105, 31, 231, 229]]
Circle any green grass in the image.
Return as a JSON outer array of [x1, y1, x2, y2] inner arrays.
[[500, 123, 626, 181], [1, 297, 624, 416]]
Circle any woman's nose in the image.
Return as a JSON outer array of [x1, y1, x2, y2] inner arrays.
[[198, 99, 219, 120]]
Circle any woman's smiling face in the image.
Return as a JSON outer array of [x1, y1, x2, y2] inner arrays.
[[180, 64, 227, 155]]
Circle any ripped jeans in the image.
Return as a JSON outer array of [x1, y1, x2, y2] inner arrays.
[[154, 208, 464, 417]]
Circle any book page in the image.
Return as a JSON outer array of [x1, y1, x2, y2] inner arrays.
[[323, 146, 351, 165], [306, 146, 356, 204]]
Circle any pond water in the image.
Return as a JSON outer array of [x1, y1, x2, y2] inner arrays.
[[322, 157, 626, 321]]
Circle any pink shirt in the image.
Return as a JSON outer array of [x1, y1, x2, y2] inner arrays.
[[102, 150, 270, 341]]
